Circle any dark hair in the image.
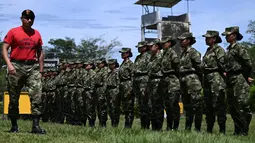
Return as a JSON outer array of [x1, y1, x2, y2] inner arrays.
[[115, 62, 119, 68], [129, 52, 133, 58], [156, 43, 162, 50], [91, 64, 96, 70]]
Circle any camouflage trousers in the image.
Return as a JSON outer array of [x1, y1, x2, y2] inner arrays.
[[43, 91, 56, 122], [96, 86, 107, 127], [159, 75, 181, 130], [148, 77, 164, 131], [84, 88, 96, 126], [56, 86, 67, 124], [106, 87, 121, 127], [180, 73, 203, 131], [133, 76, 150, 129], [74, 87, 85, 125], [64, 86, 76, 124], [120, 80, 134, 128], [204, 72, 226, 133], [226, 74, 252, 136], [7, 62, 42, 119]]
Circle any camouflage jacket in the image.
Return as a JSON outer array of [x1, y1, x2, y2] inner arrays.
[[179, 46, 203, 78], [161, 47, 180, 75], [203, 44, 225, 74], [47, 75, 57, 91], [148, 52, 163, 78], [95, 67, 108, 87], [66, 68, 77, 86], [54, 70, 65, 86], [106, 69, 120, 88], [119, 59, 134, 81], [83, 69, 96, 91], [133, 52, 150, 76], [76, 68, 86, 87], [225, 42, 252, 78]]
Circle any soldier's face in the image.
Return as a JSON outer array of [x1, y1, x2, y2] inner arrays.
[[205, 37, 215, 46], [109, 64, 115, 70], [180, 39, 189, 47], [163, 42, 171, 49], [85, 64, 92, 70], [151, 44, 158, 53], [226, 33, 236, 43], [21, 16, 34, 27], [121, 52, 129, 59], [138, 46, 146, 53]]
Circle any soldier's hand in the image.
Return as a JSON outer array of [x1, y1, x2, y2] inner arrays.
[[223, 72, 227, 76], [7, 63, 16, 75], [248, 77, 254, 83]]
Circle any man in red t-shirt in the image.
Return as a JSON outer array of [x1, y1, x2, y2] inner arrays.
[[2, 9, 46, 134]]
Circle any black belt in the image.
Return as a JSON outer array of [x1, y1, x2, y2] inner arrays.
[[204, 69, 220, 75], [162, 71, 176, 76], [134, 73, 147, 77], [11, 59, 36, 65], [180, 71, 195, 77], [120, 78, 131, 82]]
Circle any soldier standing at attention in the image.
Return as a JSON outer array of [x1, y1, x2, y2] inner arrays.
[[202, 30, 227, 134], [147, 39, 164, 131], [83, 61, 97, 127], [133, 41, 151, 129], [119, 48, 135, 128], [106, 59, 121, 127], [95, 58, 108, 127], [2, 9, 46, 134], [159, 36, 181, 131], [222, 27, 252, 136], [178, 32, 203, 132]]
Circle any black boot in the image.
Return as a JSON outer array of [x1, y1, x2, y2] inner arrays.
[[219, 123, 226, 134], [166, 117, 173, 131], [9, 118, 19, 133], [31, 116, 46, 134], [173, 120, 179, 131], [89, 120, 95, 127]]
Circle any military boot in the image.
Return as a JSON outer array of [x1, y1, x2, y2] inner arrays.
[[31, 116, 46, 134], [173, 119, 180, 131], [166, 117, 173, 131], [219, 123, 226, 134]]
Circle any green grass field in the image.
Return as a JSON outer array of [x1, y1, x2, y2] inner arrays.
[[0, 115, 254, 143]]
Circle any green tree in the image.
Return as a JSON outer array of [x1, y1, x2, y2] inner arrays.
[[76, 37, 121, 60]]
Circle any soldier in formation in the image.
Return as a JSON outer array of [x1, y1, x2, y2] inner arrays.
[[38, 26, 252, 136]]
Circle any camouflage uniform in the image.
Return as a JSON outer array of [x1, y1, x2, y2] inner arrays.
[[178, 33, 203, 131], [119, 48, 135, 128], [47, 69, 58, 122], [202, 30, 227, 133], [54, 61, 67, 123], [159, 36, 181, 130], [222, 27, 252, 136], [74, 60, 85, 125], [83, 61, 97, 127], [147, 40, 164, 131], [133, 41, 151, 129], [106, 59, 121, 127], [64, 61, 77, 124], [42, 70, 50, 122], [95, 58, 108, 127], [55, 62, 69, 123]]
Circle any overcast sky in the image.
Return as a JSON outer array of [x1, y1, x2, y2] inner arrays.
[[0, 0, 254, 62]]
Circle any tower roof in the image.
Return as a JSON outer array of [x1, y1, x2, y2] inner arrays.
[[134, 0, 181, 8]]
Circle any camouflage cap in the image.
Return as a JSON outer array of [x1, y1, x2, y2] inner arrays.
[[67, 60, 74, 65], [135, 41, 147, 48], [160, 36, 176, 46], [75, 59, 83, 64], [202, 30, 222, 43], [146, 41, 154, 46], [84, 60, 94, 65], [152, 39, 161, 45], [107, 59, 117, 64], [95, 58, 106, 64], [221, 26, 243, 40], [177, 32, 196, 45], [119, 47, 131, 53]]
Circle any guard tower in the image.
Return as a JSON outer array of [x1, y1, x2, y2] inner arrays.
[[134, 0, 192, 54]]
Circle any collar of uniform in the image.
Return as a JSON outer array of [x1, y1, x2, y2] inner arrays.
[[206, 44, 218, 53], [227, 42, 238, 51]]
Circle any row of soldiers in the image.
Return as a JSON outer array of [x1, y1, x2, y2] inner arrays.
[[42, 26, 253, 136]]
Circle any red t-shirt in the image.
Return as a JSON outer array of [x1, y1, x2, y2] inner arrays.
[[4, 26, 43, 61]]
